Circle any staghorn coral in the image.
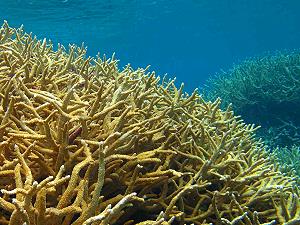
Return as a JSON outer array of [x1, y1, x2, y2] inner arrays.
[[0, 21, 299, 225], [269, 145, 300, 183], [203, 51, 300, 148], [203, 52, 300, 183]]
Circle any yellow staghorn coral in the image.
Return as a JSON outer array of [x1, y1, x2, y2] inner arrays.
[[0, 21, 299, 225]]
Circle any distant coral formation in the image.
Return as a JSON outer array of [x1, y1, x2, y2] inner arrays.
[[204, 52, 300, 148], [0, 21, 300, 224], [204, 52, 300, 182]]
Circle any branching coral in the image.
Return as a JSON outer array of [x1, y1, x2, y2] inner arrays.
[[270, 145, 300, 183], [0, 21, 299, 224], [203, 51, 300, 148]]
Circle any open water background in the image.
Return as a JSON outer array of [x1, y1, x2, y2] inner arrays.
[[1, 0, 300, 93]]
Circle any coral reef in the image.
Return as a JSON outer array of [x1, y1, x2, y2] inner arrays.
[[203, 52, 300, 183], [270, 145, 300, 183], [0, 21, 300, 224], [204, 52, 300, 148]]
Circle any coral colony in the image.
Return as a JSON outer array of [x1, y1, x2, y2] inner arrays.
[[205, 52, 300, 181], [0, 21, 299, 224], [205, 52, 300, 148]]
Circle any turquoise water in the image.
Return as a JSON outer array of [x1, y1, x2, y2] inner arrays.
[[1, 0, 300, 92]]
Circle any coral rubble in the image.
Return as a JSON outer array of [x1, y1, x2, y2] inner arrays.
[[0, 21, 299, 224]]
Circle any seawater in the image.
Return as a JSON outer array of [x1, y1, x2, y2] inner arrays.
[[1, 0, 300, 93]]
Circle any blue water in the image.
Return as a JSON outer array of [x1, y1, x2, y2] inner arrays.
[[1, 0, 300, 93]]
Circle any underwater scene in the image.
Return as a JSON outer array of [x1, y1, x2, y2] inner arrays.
[[0, 0, 300, 224]]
